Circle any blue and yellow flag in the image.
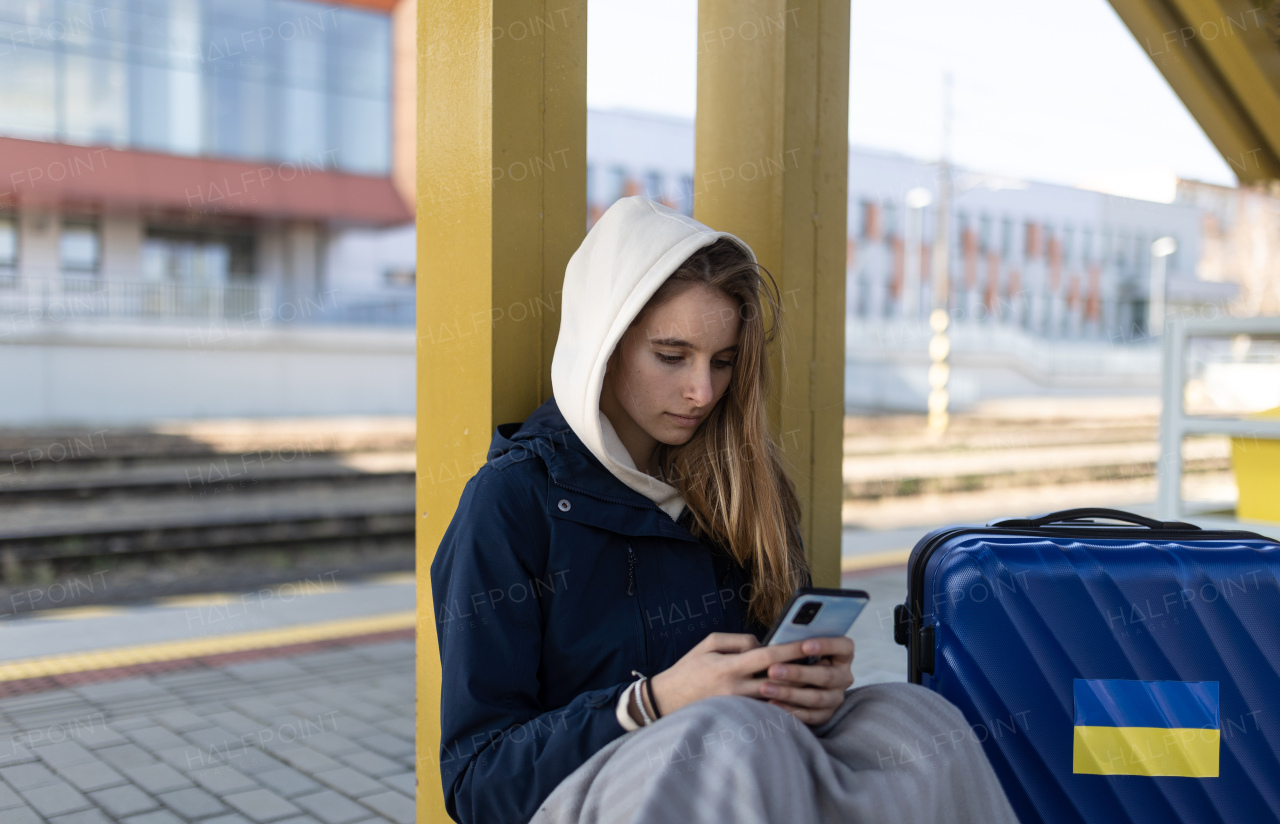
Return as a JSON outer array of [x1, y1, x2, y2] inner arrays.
[[1072, 679, 1220, 778]]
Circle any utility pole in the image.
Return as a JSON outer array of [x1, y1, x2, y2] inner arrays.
[[1148, 236, 1176, 336], [904, 188, 932, 319], [927, 72, 953, 436]]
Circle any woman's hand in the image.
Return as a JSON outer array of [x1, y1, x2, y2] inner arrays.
[[758, 636, 856, 725], [647, 633, 855, 726]]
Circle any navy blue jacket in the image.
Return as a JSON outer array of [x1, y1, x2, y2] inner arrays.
[[431, 397, 767, 824]]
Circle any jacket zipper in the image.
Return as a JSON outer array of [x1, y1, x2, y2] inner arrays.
[[626, 541, 649, 668]]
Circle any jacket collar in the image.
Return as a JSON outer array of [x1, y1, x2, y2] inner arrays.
[[489, 397, 700, 543]]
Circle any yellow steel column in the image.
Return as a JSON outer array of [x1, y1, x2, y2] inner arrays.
[[695, 0, 850, 586], [415, 1, 585, 821]]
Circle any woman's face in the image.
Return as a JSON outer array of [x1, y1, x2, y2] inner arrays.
[[602, 284, 741, 454]]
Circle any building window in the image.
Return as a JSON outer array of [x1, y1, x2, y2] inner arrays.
[[0, 1, 391, 174], [1024, 221, 1042, 258], [608, 166, 629, 203], [882, 200, 899, 239], [0, 216, 16, 286], [1001, 217, 1013, 259], [141, 228, 254, 283], [644, 171, 663, 201], [679, 175, 693, 215], [60, 221, 101, 276], [384, 267, 415, 288], [979, 215, 992, 254]]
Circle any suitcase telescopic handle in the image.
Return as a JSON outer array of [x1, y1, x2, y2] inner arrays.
[[987, 508, 1199, 531]]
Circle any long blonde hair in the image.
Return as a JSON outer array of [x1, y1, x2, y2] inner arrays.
[[640, 238, 808, 627]]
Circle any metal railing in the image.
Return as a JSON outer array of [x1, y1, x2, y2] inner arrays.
[[1156, 316, 1280, 520], [0, 275, 415, 328]]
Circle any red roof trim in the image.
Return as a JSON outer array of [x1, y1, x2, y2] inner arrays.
[[0, 138, 412, 226]]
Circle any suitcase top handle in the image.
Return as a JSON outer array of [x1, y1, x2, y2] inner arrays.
[[987, 508, 1201, 531]]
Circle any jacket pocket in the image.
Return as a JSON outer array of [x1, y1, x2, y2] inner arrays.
[[626, 541, 650, 670]]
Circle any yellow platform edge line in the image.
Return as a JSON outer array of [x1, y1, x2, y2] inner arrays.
[[0, 610, 417, 682], [841, 548, 912, 573], [27, 607, 130, 622]]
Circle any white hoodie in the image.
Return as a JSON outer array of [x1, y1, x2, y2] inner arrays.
[[551, 196, 755, 523]]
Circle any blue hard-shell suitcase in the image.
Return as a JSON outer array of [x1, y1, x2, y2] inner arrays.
[[892, 508, 1280, 823]]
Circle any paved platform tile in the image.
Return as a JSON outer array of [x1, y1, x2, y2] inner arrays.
[[0, 778, 25, 808], [255, 766, 322, 799], [358, 789, 414, 824], [120, 762, 192, 794], [203, 815, 254, 824], [36, 741, 98, 769], [190, 765, 261, 794], [0, 640, 415, 823], [95, 743, 158, 769], [3, 805, 44, 824], [224, 787, 302, 822], [338, 750, 401, 778], [160, 785, 228, 818], [49, 808, 114, 824], [313, 766, 383, 798], [292, 789, 373, 824], [58, 759, 128, 792], [22, 779, 92, 817], [91, 783, 160, 817], [2, 761, 58, 789], [122, 811, 185, 824]]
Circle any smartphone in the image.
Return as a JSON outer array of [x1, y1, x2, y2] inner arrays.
[[758, 587, 869, 671]]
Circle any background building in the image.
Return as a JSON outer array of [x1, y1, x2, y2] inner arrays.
[[587, 109, 1249, 411], [0, 0, 419, 424], [0, 22, 1270, 423], [0, 0, 418, 313], [1176, 179, 1280, 318]]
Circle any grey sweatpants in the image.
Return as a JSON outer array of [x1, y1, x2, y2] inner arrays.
[[536, 682, 1019, 824]]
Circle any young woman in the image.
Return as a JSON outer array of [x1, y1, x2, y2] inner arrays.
[[431, 197, 1017, 824]]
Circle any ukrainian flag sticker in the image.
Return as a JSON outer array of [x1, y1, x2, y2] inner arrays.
[[1072, 679, 1220, 778]]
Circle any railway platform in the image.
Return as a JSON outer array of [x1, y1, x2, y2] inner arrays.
[[0, 562, 909, 823]]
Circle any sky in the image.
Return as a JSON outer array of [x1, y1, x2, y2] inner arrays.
[[586, 0, 1238, 202]]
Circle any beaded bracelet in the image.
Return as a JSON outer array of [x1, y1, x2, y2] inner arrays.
[[629, 670, 657, 726], [630, 680, 653, 726], [644, 676, 663, 719]]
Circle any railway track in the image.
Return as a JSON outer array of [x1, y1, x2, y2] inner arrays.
[[0, 419, 416, 582]]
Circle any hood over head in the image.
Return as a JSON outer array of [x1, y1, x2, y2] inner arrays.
[[551, 196, 755, 522]]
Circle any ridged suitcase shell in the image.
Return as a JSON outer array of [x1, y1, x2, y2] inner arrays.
[[894, 509, 1280, 824]]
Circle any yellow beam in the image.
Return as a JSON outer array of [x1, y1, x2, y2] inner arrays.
[[416, 1, 585, 821], [694, 0, 851, 587], [1165, 0, 1280, 157], [1107, 0, 1280, 182]]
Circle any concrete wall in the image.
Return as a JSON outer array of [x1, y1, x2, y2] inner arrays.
[[0, 324, 414, 425], [846, 318, 1163, 412]]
